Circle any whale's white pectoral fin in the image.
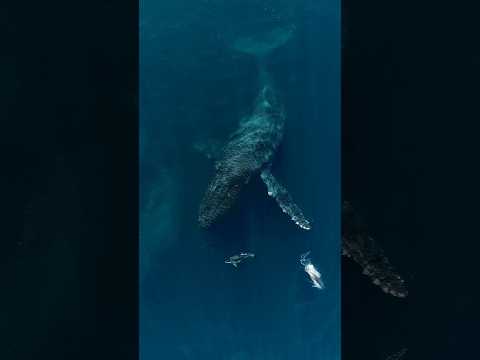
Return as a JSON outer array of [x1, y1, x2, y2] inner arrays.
[[260, 168, 311, 231]]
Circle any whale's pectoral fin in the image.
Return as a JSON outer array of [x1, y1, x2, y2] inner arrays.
[[385, 348, 408, 360], [260, 168, 311, 231], [342, 201, 408, 298]]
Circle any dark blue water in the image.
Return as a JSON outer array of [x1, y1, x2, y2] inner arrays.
[[140, 1, 340, 359]]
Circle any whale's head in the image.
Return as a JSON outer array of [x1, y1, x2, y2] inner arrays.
[[198, 164, 251, 229]]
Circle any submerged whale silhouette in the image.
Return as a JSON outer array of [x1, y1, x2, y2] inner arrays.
[[198, 26, 311, 231]]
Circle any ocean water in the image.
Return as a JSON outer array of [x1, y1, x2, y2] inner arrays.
[[140, 1, 340, 359]]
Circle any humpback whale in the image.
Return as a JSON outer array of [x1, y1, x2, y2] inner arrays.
[[196, 26, 408, 298], [198, 25, 311, 231]]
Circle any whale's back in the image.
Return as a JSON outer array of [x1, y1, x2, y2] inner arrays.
[[198, 88, 285, 228]]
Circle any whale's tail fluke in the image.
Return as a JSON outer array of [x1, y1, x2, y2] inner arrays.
[[231, 25, 296, 59], [232, 25, 295, 97]]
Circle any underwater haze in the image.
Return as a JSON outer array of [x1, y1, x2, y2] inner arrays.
[[140, 1, 340, 359]]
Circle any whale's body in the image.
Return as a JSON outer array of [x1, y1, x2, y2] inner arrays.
[[198, 79, 285, 227], [198, 27, 311, 231]]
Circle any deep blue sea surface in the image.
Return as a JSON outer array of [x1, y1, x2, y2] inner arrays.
[[140, 1, 340, 359]]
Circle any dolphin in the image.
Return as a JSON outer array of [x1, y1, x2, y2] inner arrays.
[[197, 25, 311, 231], [225, 252, 255, 268]]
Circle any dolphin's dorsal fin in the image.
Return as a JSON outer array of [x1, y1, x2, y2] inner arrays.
[[260, 168, 311, 231]]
